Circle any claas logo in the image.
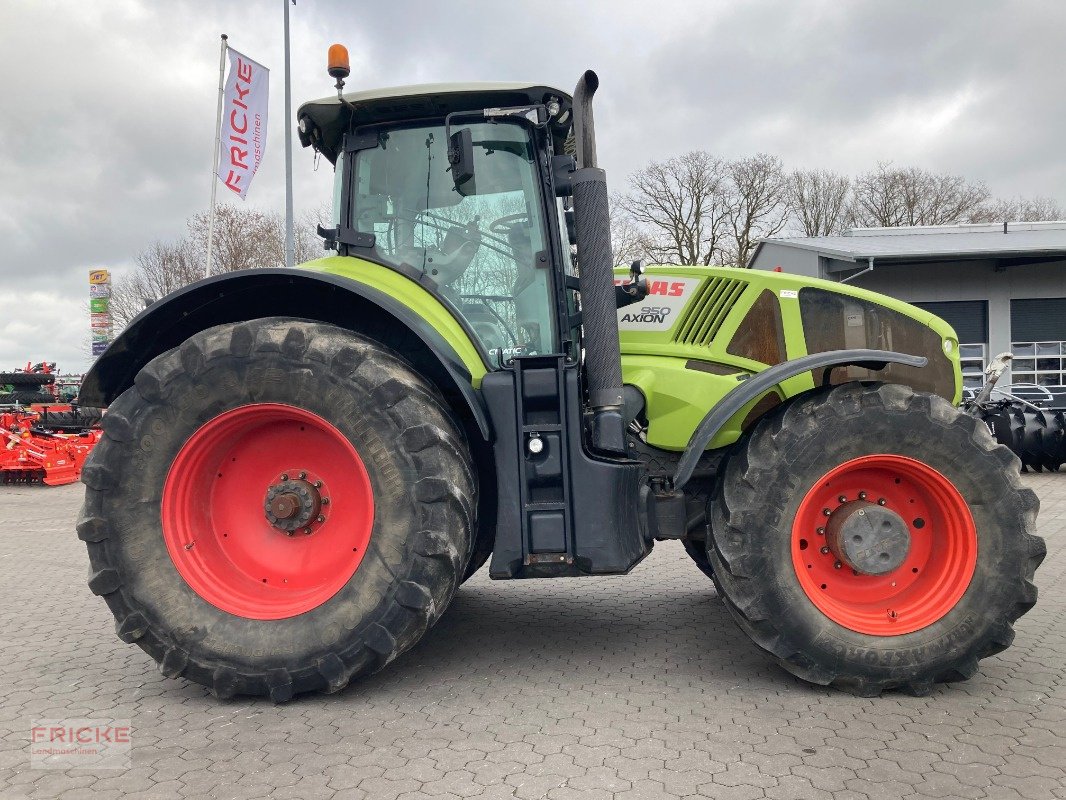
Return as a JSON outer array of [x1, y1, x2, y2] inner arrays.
[[613, 279, 687, 296], [646, 280, 686, 297]]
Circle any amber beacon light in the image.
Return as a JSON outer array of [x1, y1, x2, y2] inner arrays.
[[328, 44, 350, 79]]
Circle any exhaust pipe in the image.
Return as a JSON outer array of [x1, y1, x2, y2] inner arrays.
[[570, 70, 626, 455], [572, 70, 600, 171]]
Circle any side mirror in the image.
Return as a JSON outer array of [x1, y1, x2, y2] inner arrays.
[[448, 128, 475, 191], [629, 259, 645, 283]]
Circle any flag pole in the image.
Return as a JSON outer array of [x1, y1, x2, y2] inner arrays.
[[206, 33, 228, 280], [283, 0, 295, 269]]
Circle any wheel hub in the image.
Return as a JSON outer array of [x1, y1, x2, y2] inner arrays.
[[826, 501, 910, 575], [264, 476, 323, 533]]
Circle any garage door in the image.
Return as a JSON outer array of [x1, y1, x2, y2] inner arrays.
[[1011, 297, 1066, 342], [1011, 298, 1066, 388], [911, 300, 987, 344]]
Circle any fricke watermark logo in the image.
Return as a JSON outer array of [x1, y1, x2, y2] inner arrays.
[[30, 719, 132, 770]]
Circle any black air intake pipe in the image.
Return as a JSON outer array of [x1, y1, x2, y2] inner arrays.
[[571, 70, 626, 455]]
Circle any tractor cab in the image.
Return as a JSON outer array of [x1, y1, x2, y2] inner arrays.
[[298, 82, 576, 363], [297, 68, 647, 578]]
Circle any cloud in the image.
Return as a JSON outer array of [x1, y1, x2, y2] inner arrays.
[[0, 290, 87, 372], [1, 0, 1062, 373]]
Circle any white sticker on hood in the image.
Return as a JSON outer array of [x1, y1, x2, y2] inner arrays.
[[616, 277, 704, 331]]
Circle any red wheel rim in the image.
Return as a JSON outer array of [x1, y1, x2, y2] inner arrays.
[[791, 455, 977, 636], [161, 404, 374, 619]]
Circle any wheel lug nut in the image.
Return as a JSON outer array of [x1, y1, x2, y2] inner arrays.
[[820, 546, 830, 555], [816, 527, 825, 535], [822, 508, 832, 517], [317, 515, 325, 523], [314, 480, 322, 488], [837, 495, 847, 503], [281, 473, 289, 481], [299, 471, 307, 480], [834, 561, 842, 569], [858, 491, 867, 500], [303, 527, 312, 534], [321, 497, 330, 505], [878, 498, 887, 506]]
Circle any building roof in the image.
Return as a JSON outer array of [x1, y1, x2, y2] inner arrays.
[[297, 82, 572, 164], [753, 221, 1066, 265]]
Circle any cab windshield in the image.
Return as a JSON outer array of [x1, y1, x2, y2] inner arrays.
[[346, 120, 554, 359]]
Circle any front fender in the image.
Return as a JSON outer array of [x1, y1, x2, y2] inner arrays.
[[81, 267, 492, 440], [671, 349, 928, 490]]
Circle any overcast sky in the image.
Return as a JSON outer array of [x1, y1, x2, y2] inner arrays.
[[1, 0, 1063, 373]]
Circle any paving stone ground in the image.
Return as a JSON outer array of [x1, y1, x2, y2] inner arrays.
[[0, 472, 1063, 800]]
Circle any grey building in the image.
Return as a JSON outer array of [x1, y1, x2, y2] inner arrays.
[[750, 222, 1066, 389]]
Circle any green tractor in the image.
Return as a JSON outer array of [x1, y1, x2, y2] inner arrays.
[[78, 58, 1044, 701]]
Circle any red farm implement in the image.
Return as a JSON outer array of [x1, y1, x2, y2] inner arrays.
[[0, 410, 102, 486]]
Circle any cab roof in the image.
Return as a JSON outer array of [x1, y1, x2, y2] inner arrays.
[[297, 82, 573, 164]]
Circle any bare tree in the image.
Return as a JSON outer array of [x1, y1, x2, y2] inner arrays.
[[608, 197, 648, 267], [190, 206, 285, 276], [109, 204, 330, 330], [106, 274, 152, 329], [850, 162, 990, 228], [108, 239, 202, 327], [726, 154, 791, 267], [190, 204, 329, 275], [618, 152, 732, 266], [969, 195, 1065, 224], [293, 205, 331, 263], [788, 169, 851, 236]]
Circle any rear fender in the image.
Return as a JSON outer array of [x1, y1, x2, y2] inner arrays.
[[80, 268, 492, 441]]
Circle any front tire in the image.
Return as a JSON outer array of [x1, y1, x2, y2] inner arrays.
[[708, 382, 1045, 696], [683, 539, 716, 580], [79, 319, 476, 700]]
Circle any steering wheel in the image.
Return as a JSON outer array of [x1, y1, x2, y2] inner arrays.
[[489, 213, 529, 236]]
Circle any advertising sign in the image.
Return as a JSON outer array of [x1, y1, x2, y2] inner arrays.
[[217, 48, 269, 199], [89, 270, 113, 359]]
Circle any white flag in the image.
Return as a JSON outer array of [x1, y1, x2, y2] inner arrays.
[[217, 48, 269, 200]]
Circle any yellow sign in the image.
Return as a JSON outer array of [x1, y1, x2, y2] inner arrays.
[[89, 269, 111, 285]]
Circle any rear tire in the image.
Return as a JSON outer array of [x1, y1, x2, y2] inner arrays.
[[461, 534, 493, 582], [79, 319, 476, 700], [708, 382, 1045, 696]]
